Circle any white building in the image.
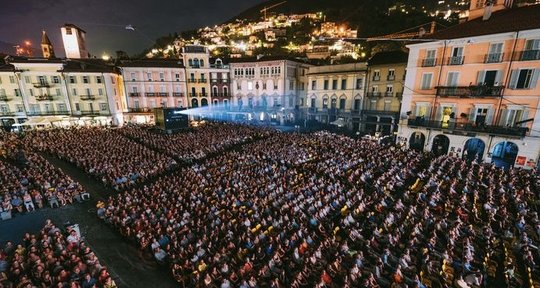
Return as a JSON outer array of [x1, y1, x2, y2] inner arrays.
[[120, 59, 187, 124], [61, 24, 89, 59], [229, 56, 310, 124]]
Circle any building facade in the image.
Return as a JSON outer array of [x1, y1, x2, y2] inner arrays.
[[304, 63, 367, 130], [363, 51, 407, 135], [120, 59, 187, 124], [61, 24, 89, 59], [230, 57, 310, 124], [399, 2, 540, 169], [183, 45, 211, 109]]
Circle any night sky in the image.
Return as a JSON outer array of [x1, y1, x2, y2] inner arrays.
[[0, 0, 267, 57]]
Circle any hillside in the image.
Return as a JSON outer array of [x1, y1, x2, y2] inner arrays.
[[228, 0, 450, 37]]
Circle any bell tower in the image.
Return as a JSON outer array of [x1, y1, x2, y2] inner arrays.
[[41, 30, 55, 58]]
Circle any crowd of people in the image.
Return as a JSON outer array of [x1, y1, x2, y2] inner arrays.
[[117, 123, 271, 162], [24, 127, 178, 190], [0, 220, 116, 287], [2, 123, 539, 287], [96, 127, 540, 288], [0, 131, 88, 217]]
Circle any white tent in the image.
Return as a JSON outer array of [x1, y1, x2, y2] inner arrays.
[[330, 118, 346, 128]]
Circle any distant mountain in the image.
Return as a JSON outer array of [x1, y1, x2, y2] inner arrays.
[[228, 0, 447, 37]]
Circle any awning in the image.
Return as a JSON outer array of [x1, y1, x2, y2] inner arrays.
[[330, 118, 346, 127]]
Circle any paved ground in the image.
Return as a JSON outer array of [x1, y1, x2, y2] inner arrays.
[[0, 156, 177, 288]]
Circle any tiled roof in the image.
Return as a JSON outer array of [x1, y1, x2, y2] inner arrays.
[[368, 50, 408, 65], [430, 4, 540, 40], [120, 58, 184, 68]]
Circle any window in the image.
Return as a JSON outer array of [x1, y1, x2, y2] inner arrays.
[[322, 98, 328, 109], [373, 71, 380, 81], [510, 69, 538, 89], [100, 103, 108, 111], [446, 72, 459, 86], [223, 87, 228, 96], [386, 85, 393, 93], [96, 76, 103, 83], [147, 73, 152, 81], [55, 88, 61, 96], [159, 72, 165, 81], [341, 79, 347, 90], [85, 88, 91, 96], [310, 98, 316, 108], [289, 80, 294, 90], [354, 99, 361, 111], [9, 76, 15, 84], [29, 89, 34, 96], [200, 59, 204, 67], [98, 88, 103, 96], [131, 73, 136, 81], [175, 73, 180, 81], [388, 69, 395, 80], [66, 27, 72, 35], [311, 80, 316, 90], [332, 79, 338, 90], [426, 49, 436, 59], [248, 81, 253, 90], [25, 76, 31, 83], [57, 103, 67, 112], [72, 88, 77, 96], [82, 76, 90, 84], [15, 89, 21, 97], [356, 78, 363, 89], [75, 103, 80, 111], [339, 98, 346, 109], [52, 76, 60, 83], [201, 87, 206, 96], [69, 76, 77, 84], [324, 80, 329, 90], [274, 83, 278, 90], [16, 104, 24, 112], [421, 73, 433, 90], [263, 83, 267, 90], [487, 43, 503, 63], [449, 47, 464, 65]]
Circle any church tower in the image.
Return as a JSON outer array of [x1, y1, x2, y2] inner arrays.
[[41, 30, 55, 58]]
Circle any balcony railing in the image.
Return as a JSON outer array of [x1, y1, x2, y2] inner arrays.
[[407, 118, 527, 137], [387, 75, 395, 81], [189, 93, 197, 97], [198, 79, 207, 83], [129, 92, 140, 97], [372, 75, 381, 81], [79, 110, 101, 116], [172, 92, 184, 97], [211, 93, 230, 97], [128, 107, 152, 113], [35, 95, 53, 101], [27, 111, 69, 116], [383, 92, 394, 97], [145, 92, 156, 97], [33, 81, 51, 88], [80, 95, 96, 101], [518, 50, 540, 61], [0, 95, 10, 101], [395, 92, 403, 98], [188, 79, 197, 83], [366, 92, 382, 97], [421, 58, 436, 67], [435, 85, 504, 98], [362, 109, 400, 116], [0, 111, 16, 116], [447, 56, 464, 65], [200, 92, 208, 97], [157, 92, 169, 97], [485, 53, 503, 63]]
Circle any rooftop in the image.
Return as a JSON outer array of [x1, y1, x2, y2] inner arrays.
[[61, 59, 118, 73], [429, 4, 540, 40], [120, 58, 184, 68], [368, 50, 409, 65]]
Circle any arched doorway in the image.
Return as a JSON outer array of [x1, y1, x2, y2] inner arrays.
[[201, 98, 208, 107], [431, 134, 450, 156], [191, 98, 199, 108], [491, 141, 519, 169], [463, 138, 485, 162], [409, 132, 425, 151]]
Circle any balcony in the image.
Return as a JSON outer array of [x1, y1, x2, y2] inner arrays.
[[35, 95, 53, 101], [395, 92, 403, 98], [157, 92, 169, 97], [172, 92, 184, 97], [33, 81, 51, 88], [188, 79, 197, 83], [447, 56, 464, 65], [145, 92, 156, 97], [128, 107, 153, 113], [366, 92, 382, 97], [198, 79, 207, 83], [372, 75, 381, 81], [518, 50, 540, 61], [189, 93, 197, 97], [407, 118, 527, 137], [421, 58, 436, 67], [0, 111, 16, 116], [0, 95, 10, 101], [129, 92, 140, 97], [200, 93, 208, 97], [387, 75, 395, 81], [362, 109, 400, 117], [79, 110, 101, 116], [435, 85, 504, 98], [485, 53, 503, 63], [27, 110, 69, 116], [383, 92, 395, 97], [80, 95, 96, 101]]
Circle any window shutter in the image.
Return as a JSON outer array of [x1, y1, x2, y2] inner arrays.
[[498, 109, 508, 126], [476, 70, 486, 85], [521, 109, 530, 127], [529, 69, 539, 89], [468, 107, 476, 122], [495, 70, 503, 85], [508, 70, 519, 89], [485, 108, 494, 125]]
